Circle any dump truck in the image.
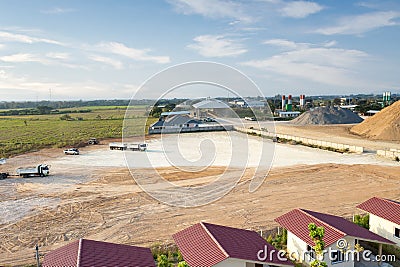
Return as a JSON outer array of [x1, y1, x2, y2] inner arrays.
[[16, 164, 50, 178]]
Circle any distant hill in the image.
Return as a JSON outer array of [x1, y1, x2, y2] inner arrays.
[[350, 100, 400, 141]]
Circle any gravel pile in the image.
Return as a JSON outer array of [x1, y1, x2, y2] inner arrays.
[[291, 106, 363, 125]]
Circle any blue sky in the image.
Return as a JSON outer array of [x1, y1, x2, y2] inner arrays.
[[0, 0, 399, 100]]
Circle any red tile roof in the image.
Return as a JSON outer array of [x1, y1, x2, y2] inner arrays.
[[275, 209, 394, 247], [42, 239, 155, 267], [173, 222, 293, 267], [357, 197, 400, 225]]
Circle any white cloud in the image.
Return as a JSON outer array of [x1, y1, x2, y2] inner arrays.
[[168, 0, 252, 23], [323, 40, 337, 47], [243, 41, 368, 86], [41, 7, 76, 14], [188, 35, 247, 57], [315, 11, 400, 35], [0, 53, 48, 64], [281, 1, 324, 18], [263, 39, 309, 49], [46, 52, 70, 60], [88, 55, 123, 69], [0, 31, 63, 45], [0, 44, 4, 49], [97, 42, 170, 64]]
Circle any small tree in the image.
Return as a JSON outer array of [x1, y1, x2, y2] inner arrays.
[[353, 214, 369, 229], [177, 261, 189, 267], [157, 254, 171, 267], [308, 223, 327, 267]]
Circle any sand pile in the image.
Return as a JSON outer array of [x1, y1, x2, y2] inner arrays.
[[292, 106, 363, 125], [350, 100, 400, 141]]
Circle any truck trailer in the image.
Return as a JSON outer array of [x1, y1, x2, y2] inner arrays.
[[16, 164, 50, 178], [109, 143, 147, 151]]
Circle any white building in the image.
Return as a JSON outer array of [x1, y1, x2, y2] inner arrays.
[[357, 197, 400, 247], [275, 209, 394, 267], [173, 222, 293, 267]]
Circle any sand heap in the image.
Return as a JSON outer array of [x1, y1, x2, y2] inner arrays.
[[292, 106, 363, 125], [350, 100, 400, 141]]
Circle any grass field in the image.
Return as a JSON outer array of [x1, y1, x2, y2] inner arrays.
[[0, 106, 156, 158]]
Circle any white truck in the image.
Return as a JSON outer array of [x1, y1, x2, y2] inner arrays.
[[109, 142, 147, 151], [128, 143, 147, 151], [16, 164, 50, 178]]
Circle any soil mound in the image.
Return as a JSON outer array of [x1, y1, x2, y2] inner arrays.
[[291, 106, 363, 125], [350, 100, 400, 141]]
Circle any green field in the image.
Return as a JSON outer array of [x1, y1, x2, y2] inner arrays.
[[0, 106, 156, 158]]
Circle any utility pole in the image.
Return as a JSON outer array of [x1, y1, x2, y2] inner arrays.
[[35, 244, 40, 267]]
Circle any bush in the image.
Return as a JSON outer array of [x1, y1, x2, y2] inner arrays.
[[177, 262, 189, 267], [353, 214, 369, 229], [157, 254, 172, 267]]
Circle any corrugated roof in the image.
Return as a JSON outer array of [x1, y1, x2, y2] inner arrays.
[[42, 239, 155, 267], [161, 111, 190, 116], [192, 99, 229, 109], [357, 197, 400, 225], [173, 222, 293, 267], [275, 209, 394, 247]]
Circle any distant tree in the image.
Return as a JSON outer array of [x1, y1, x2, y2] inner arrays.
[[150, 106, 162, 118], [60, 114, 73, 121], [36, 106, 53, 114]]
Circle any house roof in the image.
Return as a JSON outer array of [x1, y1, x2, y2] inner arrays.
[[275, 209, 394, 247], [161, 111, 190, 116], [151, 114, 201, 128], [42, 239, 155, 267], [173, 222, 293, 267], [192, 99, 229, 109], [357, 197, 400, 225]]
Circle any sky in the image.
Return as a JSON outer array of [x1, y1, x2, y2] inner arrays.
[[0, 0, 399, 101]]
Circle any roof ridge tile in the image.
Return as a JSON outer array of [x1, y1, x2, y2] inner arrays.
[[298, 208, 347, 236], [200, 222, 230, 258]]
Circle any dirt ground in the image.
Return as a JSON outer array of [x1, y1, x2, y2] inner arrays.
[[275, 123, 400, 151], [0, 130, 399, 266]]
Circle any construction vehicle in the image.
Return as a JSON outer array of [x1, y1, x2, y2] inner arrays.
[[109, 142, 147, 151], [0, 158, 8, 180], [64, 148, 80, 155], [16, 164, 50, 178], [88, 138, 99, 145], [109, 142, 127, 150], [128, 143, 147, 151]]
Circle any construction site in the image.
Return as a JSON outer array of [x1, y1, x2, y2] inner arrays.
[[0, 97, 399, 266]]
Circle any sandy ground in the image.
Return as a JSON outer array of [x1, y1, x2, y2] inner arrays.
[[275, 123, 400, 151], [0, 130, 399, 266]]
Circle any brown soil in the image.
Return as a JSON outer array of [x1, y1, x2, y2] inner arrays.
[[1, 162, 399, 266], [275, 123, 400, 151], [350, 100, 400, 141]]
